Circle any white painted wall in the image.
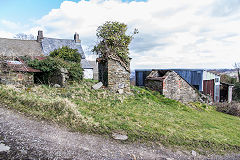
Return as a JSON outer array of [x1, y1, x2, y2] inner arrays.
[[83, 69, 93, 79]]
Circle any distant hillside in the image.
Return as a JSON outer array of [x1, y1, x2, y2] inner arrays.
[[208, 69, 237, 78]]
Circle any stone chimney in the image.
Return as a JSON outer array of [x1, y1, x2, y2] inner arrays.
[[37, 30, 43, 43], [74, 32, 81, 43]]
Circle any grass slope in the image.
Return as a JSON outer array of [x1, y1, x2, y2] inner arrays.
[[0, 80, 239, 154]]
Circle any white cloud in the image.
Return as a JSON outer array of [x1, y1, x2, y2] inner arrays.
[[3, 0, 240, 69], [0, 30, 14, 38], [0, 20, 20, 30]]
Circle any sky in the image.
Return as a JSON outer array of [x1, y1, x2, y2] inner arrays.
[[0, 0, 240, 70]]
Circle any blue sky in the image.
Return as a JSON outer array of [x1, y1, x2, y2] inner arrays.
[[1, 0, 240, 69], [0, 0, 145, 23]]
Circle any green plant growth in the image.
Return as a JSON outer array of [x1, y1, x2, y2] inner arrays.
[[28, 57, 83, 84], [92, 21, 138, 65], [50, 46, 81, 63], [0, 82, 239, 155], [233, 82, 240, 101], [220, 74, 236, 84]]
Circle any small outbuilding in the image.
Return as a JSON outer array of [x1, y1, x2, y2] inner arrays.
[[145, 70, 201, 103], [220, 82, 234, 103], [0, 57, 41, 86], [97, 56, 131, 93]]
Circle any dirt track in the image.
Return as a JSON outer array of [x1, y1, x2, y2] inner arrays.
[[0, 105, 239, 160]]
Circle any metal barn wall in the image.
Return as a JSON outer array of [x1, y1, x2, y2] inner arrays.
[[135, 70, 152, 86]]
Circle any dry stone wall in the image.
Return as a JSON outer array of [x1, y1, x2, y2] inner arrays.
[[98, 58, 130, 93], [107, 59, 130, 93], [145, 79, 163, 94], [0, 70, 34, 86], [163, 72, 200, 103]]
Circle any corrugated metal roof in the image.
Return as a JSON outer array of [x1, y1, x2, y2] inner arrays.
[[6, 62, 41, 73]]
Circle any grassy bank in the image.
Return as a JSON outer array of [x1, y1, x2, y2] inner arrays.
[[0, 80, 239, 155]]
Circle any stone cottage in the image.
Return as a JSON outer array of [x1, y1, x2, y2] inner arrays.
[[145, 70, 201, 103], [0, 31, 93, 79], [97, 55, 131, 93], [0, 57, 41, 86], [136, 69, 220, 102]]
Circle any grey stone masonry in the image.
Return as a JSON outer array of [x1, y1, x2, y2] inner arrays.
[[163, 72, 200, 102], [98, 58, 130, 93]]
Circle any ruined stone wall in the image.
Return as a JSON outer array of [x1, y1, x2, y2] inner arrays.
[[145, 79, 163, 94], [98, 58, 130, 93], [163, 72, 200, 103], [107, 59, 130, 93], [0, 70, 34, 86]]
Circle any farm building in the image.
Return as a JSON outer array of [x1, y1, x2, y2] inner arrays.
[[97, 56, 131, 93], [136, 69, 220, 102], [0, 31, 93, 79], [0, 57, 41, 86], [145, 70, 201, 103]]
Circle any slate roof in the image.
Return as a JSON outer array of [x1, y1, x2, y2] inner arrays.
[[0, 36, 93, 69], [0, 38, 43, 57], [42, 38, 85, 58], [41, 37, 92, 69]]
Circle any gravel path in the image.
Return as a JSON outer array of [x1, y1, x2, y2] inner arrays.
[[0, 105, 239, 160]]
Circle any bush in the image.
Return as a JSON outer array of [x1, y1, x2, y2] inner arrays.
[[28, 57, 83, 84], [66, 62, 83, 82], [215, 102, 240, 117], [50, 46, 81, 63], [233, 82, 240, 101]]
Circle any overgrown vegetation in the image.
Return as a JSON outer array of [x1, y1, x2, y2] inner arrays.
[[26, 46, 83, 84], [50, 46, 81, 63], [220, 74, 236, 84], [233, 82, 240, 101], [92, 21, 138, 66], [215, 102, 240, 117], [0, 81, 239, 155]]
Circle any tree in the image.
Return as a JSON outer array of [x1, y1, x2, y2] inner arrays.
[[220, 74, 236, 84], [50, 46, 81, 63], [234, 62, 240, 82], [233, 82, 240, 101], [14, 33, 35, 40], [92, 21, 138, 65]]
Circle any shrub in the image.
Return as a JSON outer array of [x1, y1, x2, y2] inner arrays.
[[28, 57, 83, 84], [66, 62, 83, 82], [233, 82, 240, 101], [215, 102, 240, 117], [50, 46, 81, 63]]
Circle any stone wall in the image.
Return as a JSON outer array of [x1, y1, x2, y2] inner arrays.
[[108, 59, 130, 93], [98, 58, 130, 93], [145, 79, 163, 94], [163, 71, 200, 103], [34, 68, 69, 86], [0, 71, 34, 86]]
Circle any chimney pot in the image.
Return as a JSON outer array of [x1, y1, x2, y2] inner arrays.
[[37, 30, 43, 43], [74, 32, 81, 43]]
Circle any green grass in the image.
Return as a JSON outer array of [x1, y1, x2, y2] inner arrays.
[[0, 80, 239, 155]]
